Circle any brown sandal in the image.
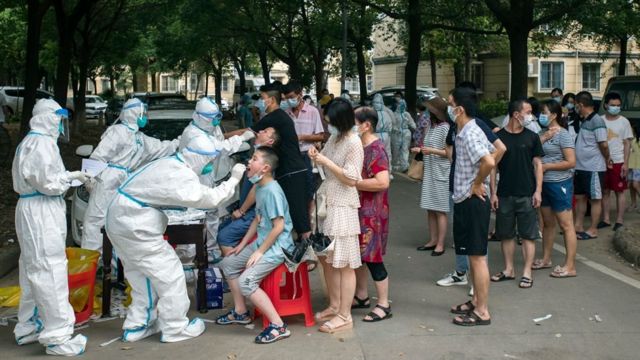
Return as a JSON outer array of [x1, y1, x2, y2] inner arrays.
[[450, 300, 475, 315]]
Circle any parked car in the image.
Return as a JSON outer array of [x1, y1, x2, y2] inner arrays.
[[66, 95, 108, 119], [366, 85, 441, 108], [0, 86, 54, 115], [600, 76, 640, 128], [105, 97, 125, 125]]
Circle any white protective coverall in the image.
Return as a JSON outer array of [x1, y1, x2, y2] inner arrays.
[[105, 135, 246, 343], [372, 93, 394, 168], [12, 99, 90, 356], [390, 99, 416, 172], [81, 98, 179, 252], [178, 97, 254, 262]]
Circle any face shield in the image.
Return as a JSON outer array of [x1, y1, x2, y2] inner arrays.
[[56, 108, 70, 143]]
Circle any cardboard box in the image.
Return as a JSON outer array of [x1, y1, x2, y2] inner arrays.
[[197, 266, 223, 309]]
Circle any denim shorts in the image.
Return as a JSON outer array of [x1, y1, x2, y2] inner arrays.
[[217, 209, 255, 247], [541, 178, 574, 212], [628, 169, 640, 182]]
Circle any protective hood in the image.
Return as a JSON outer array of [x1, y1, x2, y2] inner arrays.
[[29, 99, 66, 138], [180, 135, 220, 175], [396, 99, 407, 113], [192, 97, 222, 133], [118, 98, 146, 131], [373, 93, 384, 105]]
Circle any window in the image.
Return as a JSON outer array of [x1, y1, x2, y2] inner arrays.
[[344, 76, 374, 93], [222, 77, 229, 92], [396, 65, 405, 85], [161, 75, 177, 92], [366, 75, 373, 92], [471, 63, 484, 91], [540, 61, 564, 90], [582, 63, 601, 91]]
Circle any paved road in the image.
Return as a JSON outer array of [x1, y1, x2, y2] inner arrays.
[[1, 175, 639, 359]]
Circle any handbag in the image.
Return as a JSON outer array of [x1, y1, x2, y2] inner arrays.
[[407, 154, 424, 180]]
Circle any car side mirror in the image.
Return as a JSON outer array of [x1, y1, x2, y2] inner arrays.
[[75, 145, 93, 157]]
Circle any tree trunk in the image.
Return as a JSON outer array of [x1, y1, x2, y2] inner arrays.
[[258, 48, 270, 85], [76, 59, 89, 132], [151, 72, 157, 92], [429, 49, 437, 87], [204, 72, 209, 96], [355, 40, 367, 105], [92, 77, 98, 95], [214, 69, 222, 105], [234, 59, 247, 96], [507, 29, 529, 101], [131, 67, 138, 92], [70, 66, 79, 134], [464, 34, 472, 81], [288, 62, 302, 84], [404, 0, 422, 117], [21, 1, 49, 138], [53, 14, 72, 106], [618, 36, 628, 76], [313, 57, 326, 101], [453, 61, 463, 86], [194, 73, 201, 100], [110, 75, 115, 93]]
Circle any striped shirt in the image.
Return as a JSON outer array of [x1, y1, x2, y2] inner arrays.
[[541, 127, 575, 182], [575, 112, 607, 172]]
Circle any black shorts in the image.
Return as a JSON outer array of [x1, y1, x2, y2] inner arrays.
[[574, 170, 605, 200], [277, 170, 311, 235], [453, 196, 490, 256]]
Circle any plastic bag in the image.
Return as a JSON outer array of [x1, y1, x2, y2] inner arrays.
[[66, 248, 100, 313], [0, 286, 21, 307]]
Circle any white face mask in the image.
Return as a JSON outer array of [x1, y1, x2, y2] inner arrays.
[[328, 124, 339, 136], [521, 114, 534, 127]]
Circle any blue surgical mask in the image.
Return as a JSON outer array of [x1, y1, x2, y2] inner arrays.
[[608, 105, 621, 115], [447, 105, 457, 121], [137, 115, 148, 128], [256, 99, 266, 114], [553, 96, 562, 104], [280, 99, 290, 111], [248, 173, 263, 184], [288, 97, 299, 109], [328, 124, 339, 136], [538, 114, 550, 127], [201, 162, 213, 175], [566, 103, 575, 110]]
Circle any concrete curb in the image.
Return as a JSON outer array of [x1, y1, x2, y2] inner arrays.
[[0, 243, 19, 278], [613, 228, 640, 267]]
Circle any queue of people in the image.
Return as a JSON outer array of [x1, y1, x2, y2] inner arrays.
[[11, 77, 635, 355]]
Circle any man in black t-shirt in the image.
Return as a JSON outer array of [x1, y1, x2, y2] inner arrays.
[[490, 99, 544, 289], [226, 84, 311, 239]]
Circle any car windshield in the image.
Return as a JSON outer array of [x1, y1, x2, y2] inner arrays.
[[608, 83, 640, 111], [140, 118, 191, 141]]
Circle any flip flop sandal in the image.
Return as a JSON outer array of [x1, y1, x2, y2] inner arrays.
[[532, 259, 553, 270], [351, 296, 371, 309], [363, 305, 392, 322], [451, 300, 475, 315], [452, 311, 491, 326], [319, 314, 353, 334], [576, 232, 597, 240], [519, 276, 533, 289], [550, 266, 577, 278], [490, 271, 515, 282]]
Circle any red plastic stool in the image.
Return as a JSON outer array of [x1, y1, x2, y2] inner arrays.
[[68, 262, 98, 325], [254, 262, 315, 328]]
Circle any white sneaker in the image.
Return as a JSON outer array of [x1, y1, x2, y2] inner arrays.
[[436, 272, 468, 286], [468, 286, 474, 297], [45, 334, 87, 356]]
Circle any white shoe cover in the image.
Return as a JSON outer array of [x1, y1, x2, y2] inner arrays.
[[122, 322, 160, 342], [16, 332, 40, 346], [45, 334, 87, 356], [160, 318, 205, 343]]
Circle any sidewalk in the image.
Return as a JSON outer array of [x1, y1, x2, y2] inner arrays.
[[1, 176, 639, 359]]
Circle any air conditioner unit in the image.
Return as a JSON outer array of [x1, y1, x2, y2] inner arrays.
[[528, 59, 539, 77]]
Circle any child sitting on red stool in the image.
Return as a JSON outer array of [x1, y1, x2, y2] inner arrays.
[[216, 147, 295, 344]]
